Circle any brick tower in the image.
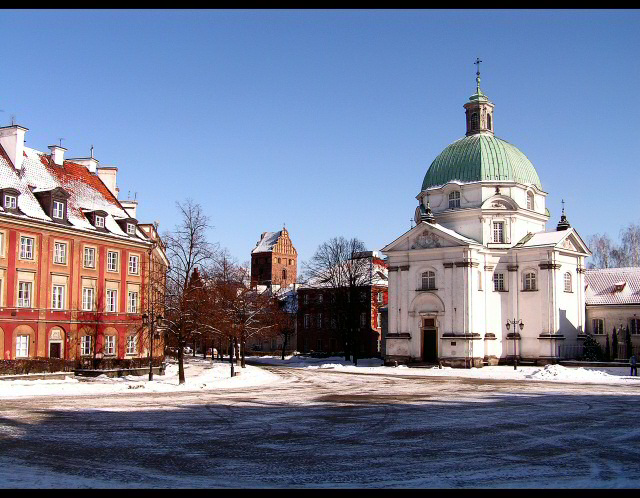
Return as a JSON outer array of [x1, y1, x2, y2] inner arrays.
[[251, 227, 297, 288]]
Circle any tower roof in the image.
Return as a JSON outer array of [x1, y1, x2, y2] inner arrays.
[[421, 133, 542, 191]]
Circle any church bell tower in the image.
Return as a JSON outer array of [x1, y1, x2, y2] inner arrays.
[[464, 58, 495, 136]]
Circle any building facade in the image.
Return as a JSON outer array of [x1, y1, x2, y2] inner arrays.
[[297, 251, 388, 356], [382, 72, 590, 367], [0, 124, 168, 363], [251, 228, 297, 288], [585, 267, 640, 356]]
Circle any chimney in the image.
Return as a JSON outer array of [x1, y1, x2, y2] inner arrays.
[[48, 145, 67, 166], [97, 166, 119, 198], [68, 156, 99, 174], [0, 125, 28, 170], [120, 199, 138, 219]]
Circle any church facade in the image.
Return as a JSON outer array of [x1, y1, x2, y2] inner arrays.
[[382, 70, 591, 367]]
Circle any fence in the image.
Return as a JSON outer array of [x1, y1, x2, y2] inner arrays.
[[558, 343, 640, 360]]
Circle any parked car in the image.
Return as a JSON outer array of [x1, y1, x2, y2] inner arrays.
[[207, 348, 218, 357], [183, 346, 193, 355]]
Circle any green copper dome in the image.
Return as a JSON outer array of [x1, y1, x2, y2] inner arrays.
[[421, 133, 542, 191]]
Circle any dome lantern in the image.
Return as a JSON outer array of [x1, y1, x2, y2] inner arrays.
[[464, 58, 495, 136]]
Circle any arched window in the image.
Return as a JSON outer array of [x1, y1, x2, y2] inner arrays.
[[421, 271, 436, 290], [564, 272, 572, 292], [487, 113, 492, 130], [282, 268, 287, 281], [470, 112, 479, 130], [527, 192, 534, 210], [524, 271, 536, 291], [448, 191, 461, 208]]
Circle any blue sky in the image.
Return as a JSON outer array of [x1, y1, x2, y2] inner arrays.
[[1, 10, 638, 267]]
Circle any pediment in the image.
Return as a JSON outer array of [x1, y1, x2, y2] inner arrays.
[[410, 231, 456, 249], [558, 231, 590, 255], [481, 195, 517, 211], [383, 222, 475, 253]]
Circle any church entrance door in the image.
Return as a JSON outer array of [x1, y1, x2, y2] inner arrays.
[[422, 318, 438, 362]]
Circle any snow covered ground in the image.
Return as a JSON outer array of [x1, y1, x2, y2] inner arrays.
[[0, 358, 280, 398], [248, 354, 640, 384]]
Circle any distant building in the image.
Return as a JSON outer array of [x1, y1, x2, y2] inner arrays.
[[585, 267, 640, 355], [0, 124, 168, 364], [251, 228, 297, 288], [297, 251, 388, 357]]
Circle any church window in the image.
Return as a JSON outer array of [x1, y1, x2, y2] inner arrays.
[[421, 271, 436, 290], [282, 268, 287, 280], [630, 319, 640, 335], [493, 222, 505, 243], [448, 191, 461, 208], [487, 113, 492, 130], [564, 272, 572, 292], [592, 319, 604, 335], [493, 273, 505, 292], [527, 192, 534, 210], [524, 271, 536, 291], [471, 112, 479, 131], [277, 257, 281, 264]]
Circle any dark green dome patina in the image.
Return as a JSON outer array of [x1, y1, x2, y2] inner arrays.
[[421, 133, 542, 191]]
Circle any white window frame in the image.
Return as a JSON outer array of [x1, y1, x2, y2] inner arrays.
[[377, 291, 384, 304], [524, 272, 537, 291], [421, 271, 436, 290], [52, 284, 65, 310], [126, 335, 137, 355], [52, 200, 65, 219], [95, 215, 105, 228], [81, 335, 92, 356], [16, 335, 29, 358], [564, 272, 572, 292], [127, 223, 136, 235], [20, 236, 34, 260], [104, 335, 115, 356], [592, 319, 604, 335], [18, 281, 32, 308], [493, 221, 505, 243], [84, 247, 96, 268], [128, 255, 139, 275], [106, 289, 118, 313], [107, 251, 118, 272], [630, 319, 640, 336], [54, 242, 67, 264], [377, 312, 382, 329], [5, 195, 17, 209], [82, 287, 95, 311], [128, 291, 138, 314], [448, 191, 461, 208], [493, 272, 505, 292]]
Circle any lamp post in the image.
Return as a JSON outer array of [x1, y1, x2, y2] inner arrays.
[[143, 307, 163, 381], [505, 318, 524, 370]]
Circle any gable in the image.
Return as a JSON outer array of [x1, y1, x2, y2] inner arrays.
[[383, 221, 478, 253], [410, 230, 458, 250]]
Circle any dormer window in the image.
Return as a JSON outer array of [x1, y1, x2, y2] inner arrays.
[[448, 191, 461, 208], [127, 223, 136, 236], [95, 216, 105, 228], [4, 195, 17, 209], [53, 200, 65, 219]]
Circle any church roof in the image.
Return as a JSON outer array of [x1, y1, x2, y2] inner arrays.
[[585, 267, 640, 306], [252, 231, 282, 253], [421, 133, 542, 191]]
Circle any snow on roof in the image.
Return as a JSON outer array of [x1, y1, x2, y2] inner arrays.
[[517, 230, 567, 247], [252, 231, 282, 253], [585, 267, 640, 306], [431, 222, 479, 245], [0, 146, 148, 242]]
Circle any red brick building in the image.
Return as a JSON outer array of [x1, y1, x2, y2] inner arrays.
[[251, 228, 297, 288], [0, 124, 168, 363], [297, 251, 388, 357]]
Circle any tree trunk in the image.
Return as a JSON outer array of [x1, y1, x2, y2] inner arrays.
[[178, 345, 185, 384], [229, 337, 235, 377], [281, 332, 288, 360], [203, 338, 207, 359], [241, 338, 246, 368], [235, 341, 240, 365]]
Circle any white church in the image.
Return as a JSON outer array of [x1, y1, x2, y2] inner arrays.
[[382, 67, 591, 367]]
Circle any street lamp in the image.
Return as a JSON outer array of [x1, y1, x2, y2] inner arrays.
[[143, 309, 163, 381], [505, 318, 524, 370]]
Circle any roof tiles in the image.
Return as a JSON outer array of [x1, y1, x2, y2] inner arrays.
[[585, 267, 640, 306]]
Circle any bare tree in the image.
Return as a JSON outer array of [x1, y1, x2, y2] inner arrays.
[[588, 233, 615, 269], [162, 199, 217, 384], [303, 237, 372, 366], [589, 223, 640, 269], [273, 288, 297, 360], [621, 223, 640, 267]]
